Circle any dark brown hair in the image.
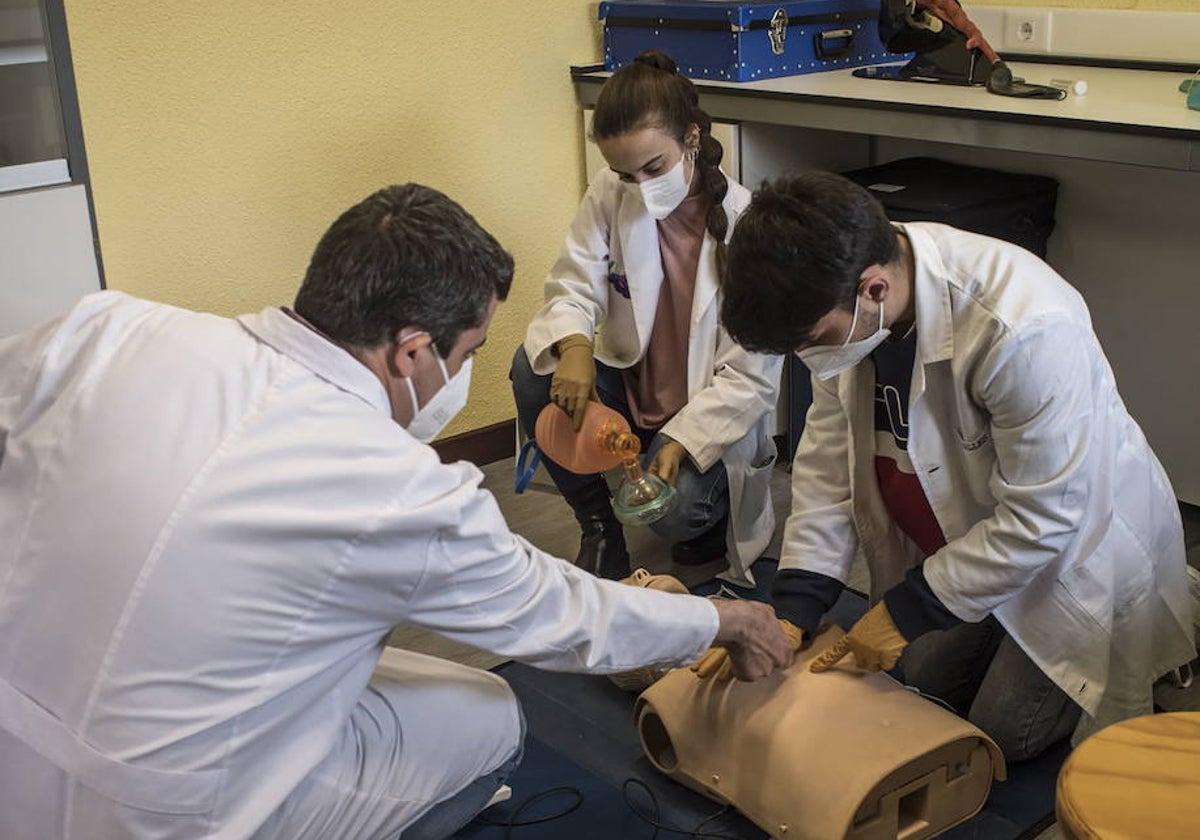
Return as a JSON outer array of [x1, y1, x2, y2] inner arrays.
[[295, 184, 513, 356], [591, 51, 729, 270], [722, 171, 900, 355]]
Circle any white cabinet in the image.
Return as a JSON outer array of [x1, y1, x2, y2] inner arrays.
[[0, 0, 68, 192], [0, 183, 100, 334], [0, 0, 101, 336]]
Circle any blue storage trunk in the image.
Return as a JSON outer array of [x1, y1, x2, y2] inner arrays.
[[600, 0, 905, 82]]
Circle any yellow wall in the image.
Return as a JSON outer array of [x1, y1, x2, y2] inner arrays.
[[63, 0, 602, 437], [981, 1, 1198, 8], [57, 0, 1200, 436]]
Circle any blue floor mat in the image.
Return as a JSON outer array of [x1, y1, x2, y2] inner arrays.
[[457, 559, 1065, 839], [452, 734, 760, 839]]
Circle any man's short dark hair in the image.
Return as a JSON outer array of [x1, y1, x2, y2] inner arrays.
[[294, 184, 514, 356], [721, 171, 899, 355]]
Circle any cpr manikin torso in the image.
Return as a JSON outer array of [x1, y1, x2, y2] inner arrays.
[[637, 623, 1005, 840]]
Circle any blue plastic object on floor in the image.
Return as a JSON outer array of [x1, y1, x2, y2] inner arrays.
[[455, 559, 1064, 839]]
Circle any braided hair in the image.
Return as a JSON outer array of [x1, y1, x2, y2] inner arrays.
[[591, 51, 730, 272]]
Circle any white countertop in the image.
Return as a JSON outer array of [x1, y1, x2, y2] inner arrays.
[[573, 62, 1200, 169], [693, 62, 1200, 135]]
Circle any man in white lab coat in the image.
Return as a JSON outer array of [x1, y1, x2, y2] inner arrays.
[[718, 171, 1195, 761], [0, 184, 795, 839]]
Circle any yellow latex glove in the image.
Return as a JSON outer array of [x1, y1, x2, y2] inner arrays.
[[550, 334, 597, 432], [810, 602, 907, 673], [648, 439, 688, 486], [692, 619, 804, 682]]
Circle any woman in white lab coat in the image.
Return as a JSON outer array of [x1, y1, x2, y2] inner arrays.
[[717, 171, 1196, 759], [512, 51, 782, 585]]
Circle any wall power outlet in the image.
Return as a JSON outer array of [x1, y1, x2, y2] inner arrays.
[[1005, 9, 1052, 53]]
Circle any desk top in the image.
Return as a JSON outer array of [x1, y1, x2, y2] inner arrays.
[[573, 62, 1200, 171]]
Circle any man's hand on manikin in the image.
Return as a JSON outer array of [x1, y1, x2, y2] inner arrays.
[[693, 618, 803, 682], [705, 600, 799, 681]]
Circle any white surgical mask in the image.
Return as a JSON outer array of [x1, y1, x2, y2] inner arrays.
[[798, 298, 890, 381], [403, 337, 472, 443], [634, 155, 691, 220]]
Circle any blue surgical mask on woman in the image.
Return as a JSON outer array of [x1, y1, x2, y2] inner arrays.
[[798, 298, 890, 381]]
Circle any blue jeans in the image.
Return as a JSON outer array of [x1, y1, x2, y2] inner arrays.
[[510, 346, 728, 543], [397, 705, 526, 840], [899, 616, 1081, 762]]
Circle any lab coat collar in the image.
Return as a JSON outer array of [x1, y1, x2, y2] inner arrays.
[[237, 307, 392, 414], [618, 170, 741, 344], [900, 224, 955, 365]]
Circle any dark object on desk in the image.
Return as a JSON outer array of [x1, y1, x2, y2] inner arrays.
[[865, 1, 1063, 98], [853, 60, 983, 85], [855, 57, 1065, 98], [598, 1, 907, 83], [987, 60, 1067, 100], [876, 0, 991, 85], [786, 157, 1058, 461]]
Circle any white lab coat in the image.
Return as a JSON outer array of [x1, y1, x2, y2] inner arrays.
[[525, 169, 783, 584], [0, 292, 720, 839], [782, 223, 1195, 734]]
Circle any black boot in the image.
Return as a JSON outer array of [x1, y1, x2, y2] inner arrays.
[[563, 479, 629, 580], [670, 515, 728, 566]]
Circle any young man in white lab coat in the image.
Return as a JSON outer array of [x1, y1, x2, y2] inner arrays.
[[0, 184, 795, 839], [718, 171, 1196, 761]]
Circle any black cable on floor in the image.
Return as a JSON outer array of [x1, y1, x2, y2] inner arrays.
[[621, 777, 747, 839], [472, 785, 584, 839], [1012, 810, 1057, 840]]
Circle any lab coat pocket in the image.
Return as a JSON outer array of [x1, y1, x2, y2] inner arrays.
[[953, 390, 993, 456], [1059, 516, 1152, 634], [955, 423, 992, 455], [950, 422, 994, 509], [736, 436, 776, 528], [0, 678, 224, 818]]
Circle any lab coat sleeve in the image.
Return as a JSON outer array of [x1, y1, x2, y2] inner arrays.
[[777, 370, 859, 582], [395, 459, 720, 672], [771, 568, 846, 636], [660, 332, 783, 472], [523, 177, 617, 375], [923, 316, 1094, 622], [0, 315, 63, 465]]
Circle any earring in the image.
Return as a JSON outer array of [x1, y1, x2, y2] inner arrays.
[[685, 147, 699, 162]]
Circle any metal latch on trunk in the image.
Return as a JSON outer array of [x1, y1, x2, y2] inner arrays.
[[768, 8, 789, 55]]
